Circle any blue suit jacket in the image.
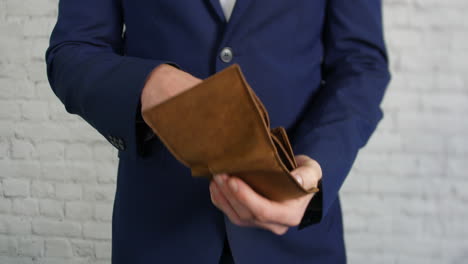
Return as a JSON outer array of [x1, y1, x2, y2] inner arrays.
[[45, 0, 390, 263]]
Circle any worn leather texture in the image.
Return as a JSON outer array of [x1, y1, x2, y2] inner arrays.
[[142, 64, 319, 201]]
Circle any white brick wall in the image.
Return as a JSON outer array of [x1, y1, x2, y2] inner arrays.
[[0, 0, 467, 263]]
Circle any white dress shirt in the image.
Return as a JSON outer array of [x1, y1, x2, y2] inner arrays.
[[219, 0, 237, 21]]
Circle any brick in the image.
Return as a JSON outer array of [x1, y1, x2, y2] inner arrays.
[[41, 162, 71, 181], [0, 256, 33, 264], [94, 203, 113, 222], [55, 183, 82, 200], [381, 89, 421, 112], [36, 141, 64, 161], [0, 216, 31, 235], [36, 82, 59, 101], [68, 164, 97, 183], [39, 199, 64, 218], [447, 136, 468, 155], [95, 242, 111, 259], [0, 235, 17, 254], [22, 17, 56, 37], [33, 257, 83, 264], [0, 78, 35, 100], [45, 239, 72, 257], [83, 185, 116, 202], [71, 240, 94, 258], [25, 61, 48, 82], [3, 179, 30, 197], [397, 112, 468, 135], [20, 101, 49, 121], [364, 130, 403, 152], [48, 102, 77, 121], [32, 219, 81, 237], [29, 37, 50, 61], [0, 198, 12, 213], [400, 133, 445, 154], [6, 0, 57, 16], [83, 222, 111, 240], [10, 139, 35, 160], [421, 92, 468, 113], [0, 24, 30, 64], [0, 101, 20, 120], [0, 160, 41, 179], [31, 181, 55, 198], [65, 143, 92, 161], [448, 158, 467, 178], [65, 202, 93, 220], [96, 163, 117, 184], [17, 237, 43, 257], [15, 122, 99, 142], [0, 138, 8, 158], [12, 198, 39, 216]]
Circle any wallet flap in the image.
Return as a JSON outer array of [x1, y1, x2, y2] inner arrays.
[[270, 127, 297, 170], [142, 64, 317, 201]]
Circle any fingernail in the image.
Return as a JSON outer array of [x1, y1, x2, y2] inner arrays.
[[229, 179, 238, 192], [214, 174, 223, 186], [292, 173, 303, 186]]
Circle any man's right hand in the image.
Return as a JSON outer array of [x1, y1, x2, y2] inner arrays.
[[140, 64, 202, 114]]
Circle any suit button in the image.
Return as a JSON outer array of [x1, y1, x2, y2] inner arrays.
[[220, 47, 233, 63]]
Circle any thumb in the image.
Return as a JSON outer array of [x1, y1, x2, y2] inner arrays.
[[290, 155, 322, 191]]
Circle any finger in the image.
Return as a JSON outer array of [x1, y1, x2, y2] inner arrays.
[[227, 176, 301, 227], [291, 155, 322, 190], [211, 180, 289, 234], [210, 181, 251, 227], [214, 174, 257, 224], [253, 222, 289, 236]]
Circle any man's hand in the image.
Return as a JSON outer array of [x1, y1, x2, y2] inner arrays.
[[209, 154, 322, 235], [140, 64, 202, 114]]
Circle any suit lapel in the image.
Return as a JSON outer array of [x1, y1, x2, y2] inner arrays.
[[225, 0, 253, 28], [206, 0, 253, 27], [206, 0, 227, 23]]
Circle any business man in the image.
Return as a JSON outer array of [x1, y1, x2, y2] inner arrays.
[[45, 0, 390, 263]]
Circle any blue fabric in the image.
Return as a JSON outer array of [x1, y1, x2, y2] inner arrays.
[[45, 0, 390, 263]]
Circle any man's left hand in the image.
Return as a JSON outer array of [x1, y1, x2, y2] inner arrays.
[[209, 154, 322, 235]]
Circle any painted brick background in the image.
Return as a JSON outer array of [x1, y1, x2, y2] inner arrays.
[[0, 0, 467, 263]]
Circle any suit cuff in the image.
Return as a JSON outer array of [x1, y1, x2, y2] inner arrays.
[[297, 179, 323, 229]]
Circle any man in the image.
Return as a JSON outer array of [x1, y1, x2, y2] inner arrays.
[[45, 0, 390, 263]]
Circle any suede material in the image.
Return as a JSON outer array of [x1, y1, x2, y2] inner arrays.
[[142, 64, 319, 201]]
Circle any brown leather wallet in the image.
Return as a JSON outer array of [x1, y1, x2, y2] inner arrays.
[[142, 64, 319, 201]]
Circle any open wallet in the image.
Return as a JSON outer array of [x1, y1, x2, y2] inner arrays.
[[141, 64, 319, 201]]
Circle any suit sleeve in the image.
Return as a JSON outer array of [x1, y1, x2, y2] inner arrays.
[[45, 0, 178, 157], [292, 0, 391, 229]]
